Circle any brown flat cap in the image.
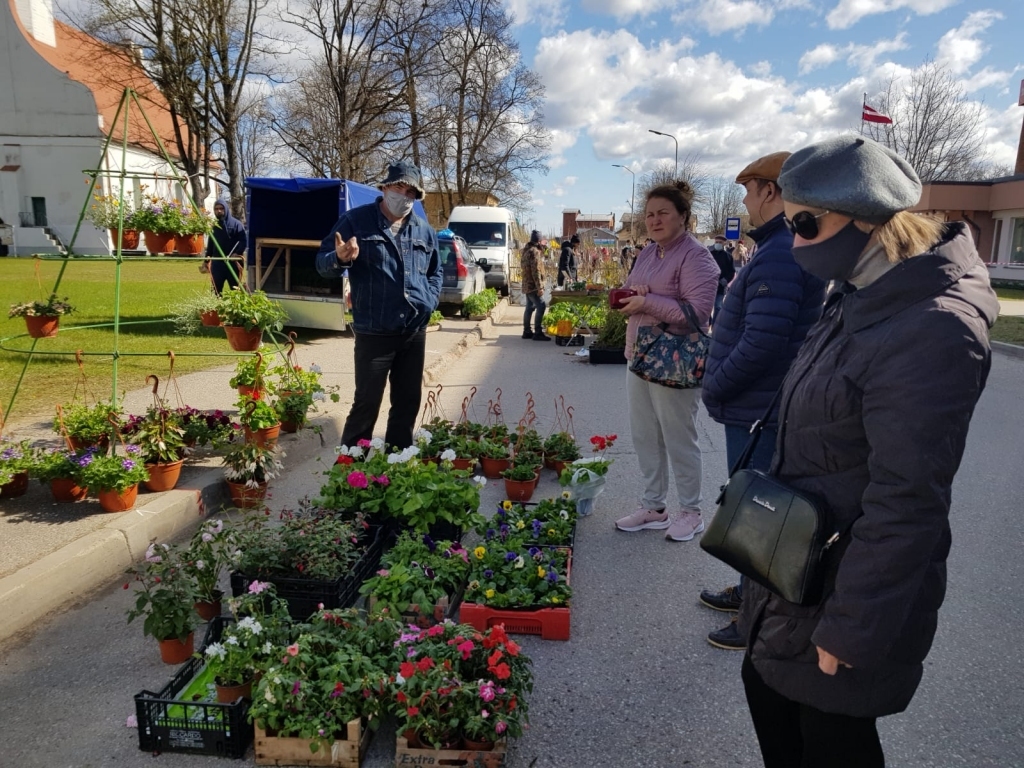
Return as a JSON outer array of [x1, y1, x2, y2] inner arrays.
[[735, 151, 792, 185]]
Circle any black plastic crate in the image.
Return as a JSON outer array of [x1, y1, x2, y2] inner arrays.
[[230, 527, 386, 621], [588, 346, 627, 364], [134, 618, 251, 758]]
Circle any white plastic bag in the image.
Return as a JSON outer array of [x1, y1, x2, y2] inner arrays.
[[565, 468, 607, 516]]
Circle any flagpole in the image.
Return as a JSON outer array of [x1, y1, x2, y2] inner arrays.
[[861, 92, 866, 136]]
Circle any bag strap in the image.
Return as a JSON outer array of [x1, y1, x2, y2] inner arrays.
[[656, 300, 710, 339], [728, 387, 783, 476]]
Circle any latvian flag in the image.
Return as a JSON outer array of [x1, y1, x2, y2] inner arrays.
[[862, 104, 893, 124]]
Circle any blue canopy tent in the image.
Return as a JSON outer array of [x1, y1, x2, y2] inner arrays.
[[244, 177, 428, 330]]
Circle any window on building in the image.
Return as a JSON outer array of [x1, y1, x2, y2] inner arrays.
[[991, 219, 1003, 262], [1011, 218, 1024, 264]]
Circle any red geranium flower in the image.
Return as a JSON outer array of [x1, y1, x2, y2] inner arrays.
[[400, 661, 416, 679], [416, 656, 435, 673], [335, 454, 354, 466], [491, 662, 511, 680], [505, 639, 521, 657], [396, 691, 408, 704], [407, 707, 420, 717], [487, 649, 503, 667]]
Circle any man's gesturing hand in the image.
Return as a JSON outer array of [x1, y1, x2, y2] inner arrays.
[[335, 232, 359, 264]]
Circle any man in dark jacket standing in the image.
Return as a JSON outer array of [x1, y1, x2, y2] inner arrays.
[[315, 161, 442, 449], [204, 199, 248, 295], [708, 235, 736, 325], [699, 152, 826, 650], [557, 234, 579, 286], [520, 230, 550, 340]]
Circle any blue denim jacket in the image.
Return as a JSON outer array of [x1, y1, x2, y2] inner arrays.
[[315, 200, 442, 335]]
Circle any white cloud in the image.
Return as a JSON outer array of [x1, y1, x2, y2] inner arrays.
[[749, 61, 773, 77], [826, 0, 959, 30], [563, 176, 578, 186], [963, 66, 1017, 94], [935, 10, 1001, 75], [799, 34, 908, 75], [502, 0, 567, 28], [580, 0, 675, 20], [799, 45, 841, 74], [693, 0, 776, 33]]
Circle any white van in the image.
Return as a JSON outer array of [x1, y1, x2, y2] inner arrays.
[[446, 206, 518, 296]]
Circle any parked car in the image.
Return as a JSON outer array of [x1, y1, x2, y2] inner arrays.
[[438, 231, 486, 310]]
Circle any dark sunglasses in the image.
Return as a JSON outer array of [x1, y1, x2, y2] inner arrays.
[[784, 210, 831, 240]]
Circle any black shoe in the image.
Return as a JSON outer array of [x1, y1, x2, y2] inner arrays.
[[532, 333, 552, 341], [707, 617, 747, 650], [699, 584, 742, 612], [522, 330, 534, 339]]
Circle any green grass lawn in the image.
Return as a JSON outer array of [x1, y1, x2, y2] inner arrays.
[[1, 258, 239, 423], [991, 316, 1024, 345], [994, 287, 1024, 301]]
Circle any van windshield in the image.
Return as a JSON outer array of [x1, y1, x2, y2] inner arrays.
[[448, 222, 507, 247]]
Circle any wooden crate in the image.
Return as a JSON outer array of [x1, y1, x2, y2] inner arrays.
[[394, 736, 507, 767], [255, 719, 371, 767]]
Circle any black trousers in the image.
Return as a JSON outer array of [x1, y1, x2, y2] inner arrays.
[[742, 656, 885, 768], [210, 258, 241, 296], [341, 329, 426, 449]]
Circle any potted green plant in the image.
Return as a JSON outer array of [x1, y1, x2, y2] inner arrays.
[[270, 362, 339, 432], [501, 462, 538, 502], [478, 438, 511, 479], [380, 454, 485, 537], [239, 394, 281, 447], [167, 289, 221, 334], [87, 193, 139, 250], [215, 287, 288, 351], [485, 497, 577, 548], [126, 541, 199, 663], [229, 353, 270, 398], [176, 406, 237, 448], [542, 431, 580, 473], [31, 446, 90, 502], [461, 292, 490, 320], [175, 209, 215, 255], [54, 401, 121, 450], [0, 440, 35, 498], [8, 294, 74, 338], [125, 406, 188, 491], [427, 309, 443, 331], [314, 443, 392, 519], [219, 440, 283, 508], [134, 198, 186, 253], [77, 445, 150, 511], [183, 518, 238, 620], [443, 436, 479, 471], [590, 309, 628, 364]]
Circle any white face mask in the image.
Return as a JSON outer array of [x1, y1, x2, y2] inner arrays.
[[383, 189, 414, 219]]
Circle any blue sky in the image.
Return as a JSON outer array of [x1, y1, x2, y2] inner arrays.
[[503, 0, 1024, 235]]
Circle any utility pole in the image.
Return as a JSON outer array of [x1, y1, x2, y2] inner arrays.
[[648, 130, 678, 179]]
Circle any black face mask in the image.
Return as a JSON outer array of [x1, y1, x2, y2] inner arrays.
[[791, 220, 873, 282]]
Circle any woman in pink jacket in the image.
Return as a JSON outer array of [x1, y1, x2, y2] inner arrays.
[[615, 181, 720, 542]]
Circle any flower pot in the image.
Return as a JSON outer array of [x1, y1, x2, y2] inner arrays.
[[174, 233, 204, 255], [24, 314, 60, 338], [480, 457, 510, 479], [97, 484, 139, 512], [144, 459, 184, 492], [280, 419, 301, 433], [552, 459, 570, 475], [50, 477, 88, 502], [226, 480, 268, 509], [421, 456, 439, 466], [543, 454, 556, 470], [194, 596, 222, 622], [143, 230, 175, 254], [464, 737, 496, 751], [67, 435, 110, 452], [215, 679, 253, 703], [451, 457, 476, 471], [109, 228, 140, 250], [223, 325, 263, 352], [244, 423, 280, 448], [200, 309, 221, 327], [402, 729, 423, 749], [0, 471, 29, 498], [158, 632, 194, 664], [504, 477, 535, 502], [237, 384, 263, 398]]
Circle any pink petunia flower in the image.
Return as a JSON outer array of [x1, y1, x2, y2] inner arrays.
[[495, 720, 507, 734], [346, 471, 369, 489], [287, 643, 300, 656]]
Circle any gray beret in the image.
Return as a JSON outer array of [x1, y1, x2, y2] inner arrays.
[[778, 136, 922, 224]]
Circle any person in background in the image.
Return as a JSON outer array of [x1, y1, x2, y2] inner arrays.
[[315, 161, 441, 449], [558, 234, 579, 286], [740, 136, 996, 767], [699, 151, 826, 651], [615, 181, 720, 543], [521, 230, 550, 341], [204, 199, 247, 296], [709, 234, 736, 325]]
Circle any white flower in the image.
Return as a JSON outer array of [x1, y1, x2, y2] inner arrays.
[[559, 509, 569, 519], [225, 635, 240, 646], [440, 449, 457, 461], [403, 445, 420, 459], [210, 520, 223, 534], [237, 617, 262, 635], [195, 560, 205, 570], [201, 532, 214, 543], [205, 642, 227, 660], [414, 428, 432, 443], [395, 673, 406, 685], [387, 453, 402, 465], [472, 475, 487, 487], [370, 437, 385, 451], [348, 445, 364, 458], [310, 363, 322, 373], [264, 687, 276, 704], [312, 391, 326, 402], [513, 556, 524, 569], [144, 543, 162, 563], [262, 641, 273, 654]]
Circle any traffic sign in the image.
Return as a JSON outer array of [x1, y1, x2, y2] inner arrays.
[[725, 217, 741, 240]]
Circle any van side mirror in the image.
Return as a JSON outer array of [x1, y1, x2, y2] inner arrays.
[[477, 259, 488, 267]]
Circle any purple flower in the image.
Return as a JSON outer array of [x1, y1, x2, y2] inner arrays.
[[248, 580, 270, 594], [422, 534, 436, 552], [504, 552, 516, 562], [77, 455, 93, 467], [422, 566, 435, 580], [485, 528, 496, 540], [483, 569, 493, 579], [122, 459, 136, 471], [291, 680, 301, 695], [532, 519, 541, 536], [547, 570, 558, 583], [528, 547, 540, 557], [125, 445, 141, 455], [499, 523, 510, 537]]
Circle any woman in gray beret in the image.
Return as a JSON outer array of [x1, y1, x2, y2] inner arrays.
[[737, 136, 998, 767]]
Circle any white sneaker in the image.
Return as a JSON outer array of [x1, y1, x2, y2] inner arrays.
[[666, 511, 704, 541], [615, 507, 669, 532]]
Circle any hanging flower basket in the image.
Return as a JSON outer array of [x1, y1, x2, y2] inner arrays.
[[226, 480, 268, 509], [174, 233, 204, 255], [109, 228, 140, 250], [24, 315, 60, 338], [200, 309, 221, 327], [143, 231, 175, 254], [244, 423, 280, 448], [504, 477, 535, 502], [480, 457, 510, 479], [144, 459, 184, 492], [97, 483, 139, 512], [223, 325, 263, 352]]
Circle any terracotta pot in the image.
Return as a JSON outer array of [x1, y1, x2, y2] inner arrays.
[[402, 729, 423, 749], [174, 233, 204, 255], [223, 325, 263, 352], [158, 632, 194, 664], [226, 480, 267, 509], [479, 457, 510, 479], [0, 471, 29, 498], [421, 456, 439, 466], [194, 596, 222, 622], [543, 453, 556, 470], [451, 457, 476, 471], [24, 315, 59, 338], [464, 737, 496, 751], [143, 230, 175, 254], [109, 228, 140, 250], [200, 309, 221, 327], [504, 477, 535, 502], [552, 459, 570, 476], [144, 459, 184, 492], [244, 423, 280, 448], [67, 435, 110, 452], [280, 419, 300, 434], [50, 477, 88, 502], [236, 384, 263, 399], [215, 679, 253, 703], [97, 484, 139, 512]]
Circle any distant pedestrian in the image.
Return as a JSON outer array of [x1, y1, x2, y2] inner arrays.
[[615, 181, 719, 542], [558, 234, 579, 286], [739, 136, 996, 768], [204, 199, 247, 296], [708, 235, 735, 325], [315, 161, 441, 449], [520, 230, 550, 341]]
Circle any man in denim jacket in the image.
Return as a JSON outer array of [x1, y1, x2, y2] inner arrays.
[[315, 162, 442, 449]]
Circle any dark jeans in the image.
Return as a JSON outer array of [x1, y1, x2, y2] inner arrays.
[[711, 291, 725, 325], [523, 291, 546, 333], [742, 656, 885, 768], [341, 329, 426, 449], [210, 258, 241, 296]]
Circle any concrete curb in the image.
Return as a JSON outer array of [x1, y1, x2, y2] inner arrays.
[[0, 305, 508, 643], [992, 340, 1024, 361]]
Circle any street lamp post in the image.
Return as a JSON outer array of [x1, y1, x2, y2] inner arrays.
[[648, 129, 678, 179], [612, 164, 635, 244]]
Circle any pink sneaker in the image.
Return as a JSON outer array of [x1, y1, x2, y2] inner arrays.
[[615, 507, 669, 532], [666, 510, 704, 542]]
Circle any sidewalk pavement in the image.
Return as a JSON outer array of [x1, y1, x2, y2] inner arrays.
[[0, 302, 510, 643]]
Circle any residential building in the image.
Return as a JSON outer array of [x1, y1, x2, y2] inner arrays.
[[561, 209, 615, 239]]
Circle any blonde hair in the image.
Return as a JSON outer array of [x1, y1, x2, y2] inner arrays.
[[874, 211, 945, 263]]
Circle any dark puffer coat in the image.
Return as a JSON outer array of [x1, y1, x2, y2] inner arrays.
[[702, 215, 826, 427], [741, 223, 997, 718]]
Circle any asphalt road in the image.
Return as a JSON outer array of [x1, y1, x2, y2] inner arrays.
[[1, 315, 1022, 768]]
